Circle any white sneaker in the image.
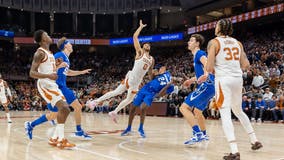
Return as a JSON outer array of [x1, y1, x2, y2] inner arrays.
[[86, 100, 97, 111], [8, 119, 12, 123], [108, 111, 118, 123]]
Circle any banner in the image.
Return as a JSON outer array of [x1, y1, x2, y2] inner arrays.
[[0, 30, 14, 38], [110, 33, 184, 45], [188, 3, 284, 34]]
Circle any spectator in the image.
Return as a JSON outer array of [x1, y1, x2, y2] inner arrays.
[[252, 96, 267, 122], [252, 71, 264, 88], [269, 95, 279, 122]]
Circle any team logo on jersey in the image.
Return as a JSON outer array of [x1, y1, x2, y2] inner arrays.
[[190, 84, 207, 101]]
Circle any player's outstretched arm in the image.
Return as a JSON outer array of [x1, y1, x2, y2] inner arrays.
[[206, 39, 218, 73], [67, 69, 92, 76], [133, 20, 147, 57], [29, 50, 57, 80]]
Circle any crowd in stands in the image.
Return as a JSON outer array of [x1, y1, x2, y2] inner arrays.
[[0, 26, 284, 123]]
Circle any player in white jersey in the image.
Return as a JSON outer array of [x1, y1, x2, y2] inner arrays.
[[28, 30, 75, 149], [206, 19, 262, 160], [87, 20, 154, 123], [0, 74, 13, 123]]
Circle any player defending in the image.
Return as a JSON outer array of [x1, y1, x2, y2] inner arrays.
[[25, 37, 92, 140], [87, 20, 154, 123], [206, 19, 262, 160], [0, 74, 13, 123], [26, 30, 75, 149], [121, 65, 174, 138], [179, 34, 215, 145]]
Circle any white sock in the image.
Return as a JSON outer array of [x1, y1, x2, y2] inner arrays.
[[52, 126, 58, 139], [57, 124, 65, 141], [6, 113, 11, 120], [229, 142, 239, 154]]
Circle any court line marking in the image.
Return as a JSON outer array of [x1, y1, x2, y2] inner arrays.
[[13, 127, 121, 160], [118, 140, 148, 155]]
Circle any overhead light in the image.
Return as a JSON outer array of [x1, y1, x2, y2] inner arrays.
[[21, 8, 24, 11], [103, 12, 106, 15], [41, 10, 43, 13], [78, 11, 81, 14]]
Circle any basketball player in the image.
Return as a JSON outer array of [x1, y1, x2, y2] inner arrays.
[[179, 34, 215, 145], [25, 37, 92, 140], [206, 19, 262, 160], [26, 30, 75, 149], [0, 74, 13, 123], [87, 20, 154, 123], [121, 64, 174, 138]]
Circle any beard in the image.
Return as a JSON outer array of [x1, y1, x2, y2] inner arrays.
[[144, 48, 150, 52]]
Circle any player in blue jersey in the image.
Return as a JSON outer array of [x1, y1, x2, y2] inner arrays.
[[179, 34, 215, 145], [121, 64, 174, 138], [25, 37, 92, 140]]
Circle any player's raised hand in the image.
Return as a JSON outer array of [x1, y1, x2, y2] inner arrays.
[[81, 69, 92, 74], [139, 20, 147, 28]]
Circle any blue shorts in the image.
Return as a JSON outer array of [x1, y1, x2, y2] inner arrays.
[[184, 80, 215, 111], [47, 103, 58, 112], [133, 88, 156, 107], [59, 85, 77, 105]]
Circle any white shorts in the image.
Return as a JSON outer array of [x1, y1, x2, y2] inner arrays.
[[215, 77, 243, 109], [121, 72, 142, 94], [0, 95, 8, 104], [37, 79, 65, 106]]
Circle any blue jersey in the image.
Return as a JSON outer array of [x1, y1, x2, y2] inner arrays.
[[194, 50, 214, 82], [143, 71, 174, 94], [54, 51, 70, 87], [133, 71, 174, 107], [194, 50, 207, 79], [184, 50, 215, 111]]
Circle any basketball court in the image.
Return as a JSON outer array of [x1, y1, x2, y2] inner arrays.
[[1, 112, 283, 160]]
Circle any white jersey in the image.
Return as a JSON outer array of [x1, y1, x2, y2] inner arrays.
[[37, 47, 56, 82], [214, 36, 243, 77], [128, 52, 153, 83], [0, 80, 6, 96], [35, 47, 65, 106]]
